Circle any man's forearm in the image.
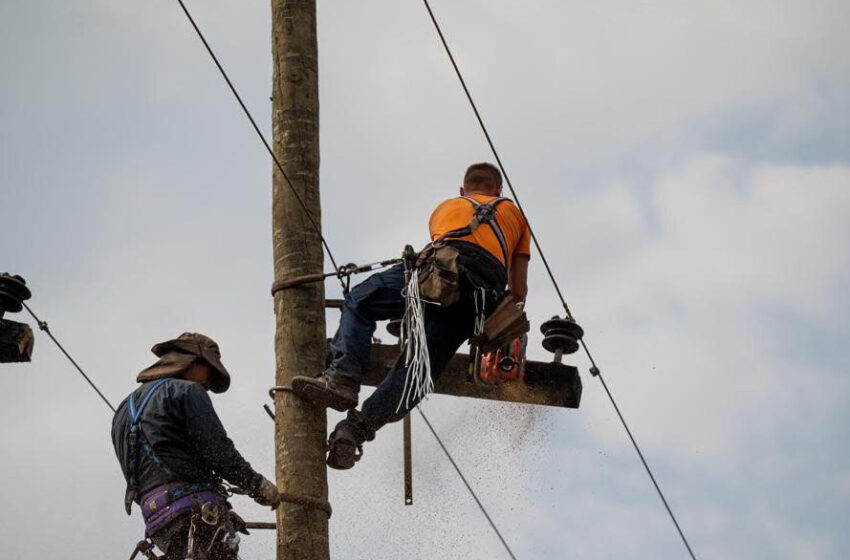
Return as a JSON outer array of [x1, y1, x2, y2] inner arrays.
[[185, 386, 262, 490], [509, 255, 530, 302]]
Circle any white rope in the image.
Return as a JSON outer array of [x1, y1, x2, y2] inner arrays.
[[397, 270, 433, 413], [473, 287, 486, 336], [471, 287, 492, 389]]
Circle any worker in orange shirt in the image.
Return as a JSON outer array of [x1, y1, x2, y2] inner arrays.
[[292, 162, 531, 469]]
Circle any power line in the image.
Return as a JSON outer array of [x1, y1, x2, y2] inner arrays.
[[174, 0, 342, 277], [420, 0, 574, 322], [596, 374, 698, 559], [22, 302, 116, 413], [419, 409, 518, 560], [420, 2, 698, 559]]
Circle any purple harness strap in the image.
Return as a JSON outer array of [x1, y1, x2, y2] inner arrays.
[[140, 483, 226, 536]]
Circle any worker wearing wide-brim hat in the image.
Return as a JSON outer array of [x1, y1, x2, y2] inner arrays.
[[112, 332, 280, 560], [135, 332, 232, 392]]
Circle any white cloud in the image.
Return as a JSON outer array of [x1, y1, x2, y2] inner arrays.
[[554, 157, 850, 465]]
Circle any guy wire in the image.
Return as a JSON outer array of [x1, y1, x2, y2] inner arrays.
[[22, 302, 116, 413], [419, 409, 518, 560], [174, 0, 343, 282]]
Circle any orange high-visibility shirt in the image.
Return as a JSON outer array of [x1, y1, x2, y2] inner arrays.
[[428, 194, 531, 267]]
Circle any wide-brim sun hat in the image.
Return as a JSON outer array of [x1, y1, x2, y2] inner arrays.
[[136, 332, 231, 393]]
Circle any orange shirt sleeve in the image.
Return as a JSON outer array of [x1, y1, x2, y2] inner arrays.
[[516, 221, 531, 258], [503, 202, 531, 259]]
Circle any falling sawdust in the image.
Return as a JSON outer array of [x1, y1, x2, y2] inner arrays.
[[421, 388, 555, 475]]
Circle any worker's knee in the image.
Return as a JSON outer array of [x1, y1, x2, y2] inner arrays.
[[345, 271, 404, 322]]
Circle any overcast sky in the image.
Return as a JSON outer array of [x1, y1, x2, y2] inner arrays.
[[2, 1, 849, 558]]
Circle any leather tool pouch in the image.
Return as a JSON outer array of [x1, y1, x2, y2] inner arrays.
[[469, 294, 530, 352], [416, 243, 461, 307]]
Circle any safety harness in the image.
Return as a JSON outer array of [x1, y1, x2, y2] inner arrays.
[[437, 197, 530, 390], [125, 378, 172, 514], [435, 196, 511, 268], [397, 196, 514, 411], [123, 378, 237, 555]]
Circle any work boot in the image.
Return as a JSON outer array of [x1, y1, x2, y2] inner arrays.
[[291, 373, 358, 412], [326, 423, 363, 470], [326, 410, 374, 470]]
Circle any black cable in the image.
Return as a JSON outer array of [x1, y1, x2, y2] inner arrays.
[[421, 0, 574, 321], [418, 409, 518, 560], [596, 374, 698, 560], [21, 302, 116, 413], [174, 0, 342, 278], [420, 3, 698, 559]]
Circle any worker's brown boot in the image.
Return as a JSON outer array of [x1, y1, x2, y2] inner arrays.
[[291, 373, 358, 412], [326, 423, 363, 470]]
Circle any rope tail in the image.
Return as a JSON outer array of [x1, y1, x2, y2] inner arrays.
[[397, 268, 433, 413]]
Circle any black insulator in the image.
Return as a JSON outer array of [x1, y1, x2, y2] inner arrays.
[[540, 315, 583, 356], [0, 273, 31, 316], [540, 316, 584, 340], [542, 333, 579, 355]]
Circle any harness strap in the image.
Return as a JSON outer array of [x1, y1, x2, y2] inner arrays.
[[436, 196, 511, 267], [125, 379, 171, 514], [129, 378, 170, 424]]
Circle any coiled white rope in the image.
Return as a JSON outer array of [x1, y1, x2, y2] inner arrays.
[[397, 270, 433, 413]]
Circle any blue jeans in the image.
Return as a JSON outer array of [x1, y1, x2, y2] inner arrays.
[[327, 244, 505, 438]]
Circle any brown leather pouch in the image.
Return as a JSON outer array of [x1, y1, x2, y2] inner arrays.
[[417, 244, 461, 306]]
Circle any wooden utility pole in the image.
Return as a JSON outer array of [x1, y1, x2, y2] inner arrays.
[[270, 1, 330, 559]]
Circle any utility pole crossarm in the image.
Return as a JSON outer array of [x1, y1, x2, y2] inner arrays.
[[0, 319, 34, 363], [363, 343, 582, 409]]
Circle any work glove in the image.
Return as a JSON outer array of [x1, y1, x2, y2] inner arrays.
[[251, 476, 281, 509], [228, 510, 251, 535]]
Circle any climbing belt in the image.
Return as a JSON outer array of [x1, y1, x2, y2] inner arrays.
[[270, 258, 403, 295], [226, 477, 333, 518]]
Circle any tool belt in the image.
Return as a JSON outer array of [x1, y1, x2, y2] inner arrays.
[[469, 294, 530, 353], [416, 239, 508, 306], [415, 242, 462, 306], [140, 482, 225, 536]]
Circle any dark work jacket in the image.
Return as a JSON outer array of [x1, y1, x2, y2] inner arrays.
[[111, 378, 261, 500]]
